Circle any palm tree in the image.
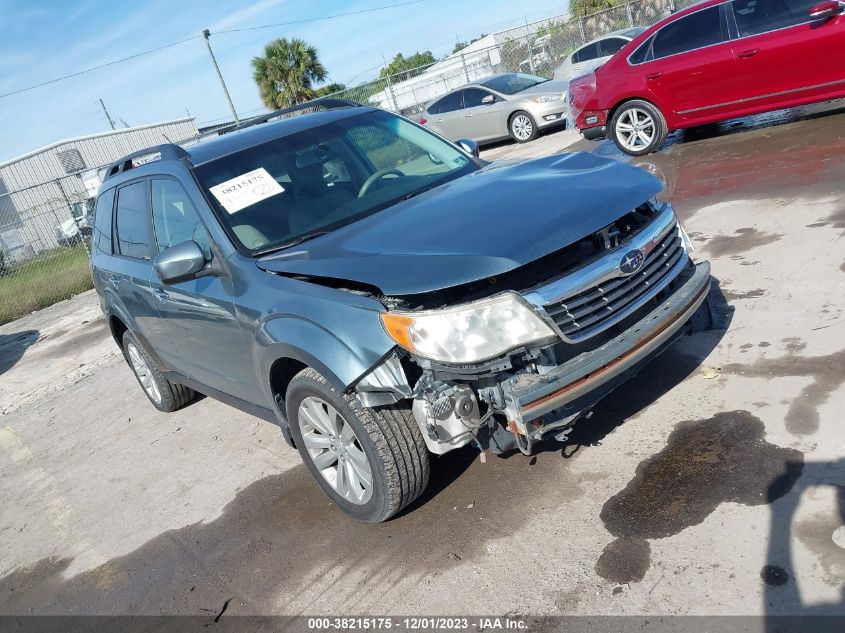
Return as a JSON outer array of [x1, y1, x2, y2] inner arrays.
[[251, 38, 327, 109]]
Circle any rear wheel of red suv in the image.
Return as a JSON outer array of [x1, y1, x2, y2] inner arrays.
[[610, 100, 668, 156]]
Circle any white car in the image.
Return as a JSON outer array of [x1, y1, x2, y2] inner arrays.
[[56, 199, 94, 246], [553, 27, 646, 81]]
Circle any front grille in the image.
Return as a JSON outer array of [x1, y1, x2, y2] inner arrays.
[[544, 226, 686, 339]]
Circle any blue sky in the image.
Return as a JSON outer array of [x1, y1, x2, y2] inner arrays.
[[0, 0, 570, 162]]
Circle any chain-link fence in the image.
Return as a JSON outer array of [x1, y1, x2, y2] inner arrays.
[[329, 0, 695, 117], [0, 134, 199, 325], [0, 0, 696, 325], [0, 175, 95, 324]]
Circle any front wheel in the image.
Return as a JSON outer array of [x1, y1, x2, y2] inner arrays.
[[610, 100, 668, 156], [287, 367, 430, 522], [509, 111, 538, 143]]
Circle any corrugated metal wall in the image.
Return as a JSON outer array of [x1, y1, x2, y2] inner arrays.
[[0, 118, 198, 192], [0, 118, 199, 255]]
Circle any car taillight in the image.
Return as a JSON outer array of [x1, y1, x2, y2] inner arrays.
[[569, 73, 597, 110], [418, 117, 427, 125]]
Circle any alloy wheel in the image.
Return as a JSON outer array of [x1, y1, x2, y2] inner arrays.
[[298, 396, 374, 505], [127, 343, 162, 405], [615, 108, 656, 152], [511, 114, 534, 141]]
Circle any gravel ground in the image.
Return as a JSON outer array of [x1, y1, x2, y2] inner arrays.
[[1, 104, 843, 619]]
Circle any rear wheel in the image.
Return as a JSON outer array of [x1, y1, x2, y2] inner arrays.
[[287, 367, 430, 522], [121, 331, 195, 412], [509, 111, 538, 143], [610, 100, 668, 156]]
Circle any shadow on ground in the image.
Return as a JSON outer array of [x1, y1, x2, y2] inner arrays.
[[0, 330, 39, 376], [0, 282, 734, 616], [764, 459, 845, 624]]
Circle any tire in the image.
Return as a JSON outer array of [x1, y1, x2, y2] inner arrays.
[[121, 331, 195, 412], [286, 367, 430, 523], [509, 111, 538, 143], [610, 100, 668, 156]]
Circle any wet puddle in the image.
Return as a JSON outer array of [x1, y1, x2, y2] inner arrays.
[[761, 564, 790, 587], [596, 410, 803, 583], [703, 228, 783, 259], [794, 501, 845, 586], [723, 349, 845, 436]]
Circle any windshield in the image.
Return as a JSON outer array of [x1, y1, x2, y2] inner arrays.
[[196, 110, 476, 254], [621, 27, 647, 38], [481, 73, 548, 95]]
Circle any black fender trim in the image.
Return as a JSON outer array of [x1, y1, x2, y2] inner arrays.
[[163, 371, 292, 444], [582, 126, 606, 141]]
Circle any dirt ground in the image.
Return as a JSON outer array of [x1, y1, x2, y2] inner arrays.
[[1, 101, 844, 619]]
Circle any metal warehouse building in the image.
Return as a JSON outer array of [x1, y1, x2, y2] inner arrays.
[[0, 118, 198, 260]]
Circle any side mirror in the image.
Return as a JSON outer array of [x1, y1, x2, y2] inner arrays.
[[154, 240, 207, 284], [481, 94, 495, 105], [456, 138, 480, 158], [809, 0, 842, 19]]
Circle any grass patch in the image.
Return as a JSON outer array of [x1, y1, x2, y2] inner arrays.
[[0, 244, 93, 325]]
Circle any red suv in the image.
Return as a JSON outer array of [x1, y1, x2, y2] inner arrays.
[[570, 0, 845, 155]]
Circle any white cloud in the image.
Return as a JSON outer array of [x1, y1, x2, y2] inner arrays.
[[207, 0, 286, 32]]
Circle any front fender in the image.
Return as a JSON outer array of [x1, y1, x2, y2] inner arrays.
[[256, 313, 395, 401]]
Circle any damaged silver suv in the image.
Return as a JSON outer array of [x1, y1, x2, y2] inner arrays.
[[91, 99, 712, 522]]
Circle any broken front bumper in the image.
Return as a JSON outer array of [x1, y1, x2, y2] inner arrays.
[[504, 260, 711, 433]]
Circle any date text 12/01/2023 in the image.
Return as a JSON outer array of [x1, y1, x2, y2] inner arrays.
[[306, 617, 528, 630]]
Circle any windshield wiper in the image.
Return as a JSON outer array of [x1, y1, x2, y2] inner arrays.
[[402, 185, 436, 201], [258, 231, 331, 255]]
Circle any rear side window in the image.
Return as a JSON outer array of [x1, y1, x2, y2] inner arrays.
[[598, 37, 628, 57], [150, 179, 211, 258], [731, 0, 816, 36], [114, 181, 153, 260], [628, 35, 654, 64], [573, 42, 599, 63], [652, 6, 726, 59], [92, 188, 115, 254], [435, 91, 463, 113]]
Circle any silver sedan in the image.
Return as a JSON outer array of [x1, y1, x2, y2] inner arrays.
[[418, 73, 569, 144]]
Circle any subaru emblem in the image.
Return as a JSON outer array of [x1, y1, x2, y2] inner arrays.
[[619, 248, 645, 275]]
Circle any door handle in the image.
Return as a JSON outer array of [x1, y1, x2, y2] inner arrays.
[[465, 113, 473, 117], [646, 72, 663, 80], [153, 288, 169, 303], [737, 48, 759, 58]]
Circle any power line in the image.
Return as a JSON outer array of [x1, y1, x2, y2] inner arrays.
[[213, 0, 426, 34], [0, 35, 200, 99], [0, 1, 428, 100]]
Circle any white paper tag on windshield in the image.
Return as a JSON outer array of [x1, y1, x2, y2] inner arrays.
[[209, 167, 284, 214]]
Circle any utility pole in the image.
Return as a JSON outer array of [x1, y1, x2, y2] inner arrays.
[[525, 17, 535, 75], [202, 29, 239, 124], [99, 98, 116, 130], [381, 52, 399, 112]]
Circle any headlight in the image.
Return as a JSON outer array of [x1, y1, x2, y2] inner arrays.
[[380, 293, 556, 364], [530, 94, 563, 103]]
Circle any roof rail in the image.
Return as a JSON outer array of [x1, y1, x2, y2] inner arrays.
[[103, 143, 189, 181], [220, 97, 362, 134]]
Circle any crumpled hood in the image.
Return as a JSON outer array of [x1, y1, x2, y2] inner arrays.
[[257, 152, 662, 296]]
